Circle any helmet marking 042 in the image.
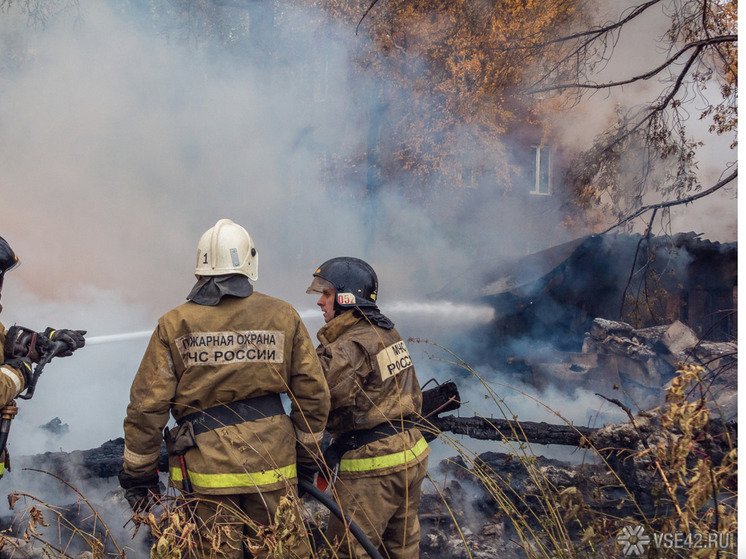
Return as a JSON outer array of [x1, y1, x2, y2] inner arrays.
[[195, 219, 258, 281]]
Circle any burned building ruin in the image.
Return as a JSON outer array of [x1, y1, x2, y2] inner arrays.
[[435, 231, 737, 413], [475, 232, 735, 347]]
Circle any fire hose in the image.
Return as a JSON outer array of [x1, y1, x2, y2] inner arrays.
[[297, 478, 384, 559], [17, 341, 67, 400], [0, 341, 67, 460]]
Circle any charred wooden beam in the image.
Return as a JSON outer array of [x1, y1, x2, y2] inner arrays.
[[428, 415, 596, 447], [421, 381, 461, 418], [13, 381, 462, 483], [11, 416, 736, 484], [13, 438, 167, 482]]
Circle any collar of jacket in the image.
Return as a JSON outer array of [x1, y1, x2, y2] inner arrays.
[[317, 310, 361, 345], [186, 274, 253, 306]]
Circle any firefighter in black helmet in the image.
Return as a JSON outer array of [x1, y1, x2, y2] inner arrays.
[[307, 257, 430, 559], [0, 235, 86, 477], [0, 236, 20, 315]]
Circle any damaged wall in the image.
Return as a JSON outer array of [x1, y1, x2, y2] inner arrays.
[[431, 232, 738, 415], [435, 232, 736, 376], [483, 233, 737, 352]]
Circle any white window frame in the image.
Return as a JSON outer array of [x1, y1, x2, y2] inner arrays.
[[530, 145, 552, 196]]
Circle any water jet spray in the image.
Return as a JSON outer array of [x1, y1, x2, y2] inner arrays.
[[86, 331, 152, 345]]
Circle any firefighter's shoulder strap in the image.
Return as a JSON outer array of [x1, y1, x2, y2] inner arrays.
[[176, 393, 285, 436], [323, 416, 420, 470]]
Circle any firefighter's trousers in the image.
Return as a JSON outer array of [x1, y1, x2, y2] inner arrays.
[[326, 457, 428, 559], [192, 487, 311, 559]]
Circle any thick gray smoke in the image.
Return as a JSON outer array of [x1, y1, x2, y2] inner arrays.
[[0, 2, 515, 463]]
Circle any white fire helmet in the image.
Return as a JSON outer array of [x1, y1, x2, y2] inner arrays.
[[195, 219, 258, 281]]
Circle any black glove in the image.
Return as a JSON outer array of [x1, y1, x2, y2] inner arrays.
[[118, 469, 160, 513], [2, 357, 33, 389], [296, 461, 319, 497], [4, 326, 41, 362], [42, 328, 86, 357]]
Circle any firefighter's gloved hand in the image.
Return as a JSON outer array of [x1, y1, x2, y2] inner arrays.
[[118, 470, 160, 513], [42, 328, 86, 357], [2, 357, 33, 389], [296, 462, 319, 497], [4, 326, 41, 362]]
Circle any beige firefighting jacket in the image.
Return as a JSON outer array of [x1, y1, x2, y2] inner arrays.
[[316, 310, 430, 479], [0, 322, 26, 407], [123, 292, 330, 495], [0, 322, 27, 478]]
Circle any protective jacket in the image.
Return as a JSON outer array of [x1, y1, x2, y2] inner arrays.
[[0, 322, 25, 407], [0, 322, 27, 479], [123, 291, 330, 495], [315, 310, 430, 478]]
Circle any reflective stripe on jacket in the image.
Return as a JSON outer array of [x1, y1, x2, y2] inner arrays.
[[339, 433, 429, 473], [316, 311, 430, 479], [0, 322, 24, 406], [123, 292, 330, 494], [170, 462, 297, 489]]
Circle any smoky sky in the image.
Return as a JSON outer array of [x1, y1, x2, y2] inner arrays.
[[1, 3, 530, 305], [0, 2, 509, 457]]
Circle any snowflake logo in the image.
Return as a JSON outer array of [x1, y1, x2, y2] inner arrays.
[[617, 525, 651, 556]]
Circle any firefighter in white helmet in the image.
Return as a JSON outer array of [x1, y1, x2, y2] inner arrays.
[[120, 219, 330, 558], [0, 235, 86, 477], [307, 257, 430, 559]]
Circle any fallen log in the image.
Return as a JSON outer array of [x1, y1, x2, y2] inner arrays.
[[428, 415, 596, 447], [9, 371, 734, 484], [9, 414, 736, 485], [12, 438, 167, 482]]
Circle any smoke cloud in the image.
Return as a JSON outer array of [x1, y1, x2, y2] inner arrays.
[[0, 2, 511, 460]]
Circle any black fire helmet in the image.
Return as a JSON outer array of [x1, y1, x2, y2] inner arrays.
[[307, 257, 379, 309], [0, 236, 19, 283]]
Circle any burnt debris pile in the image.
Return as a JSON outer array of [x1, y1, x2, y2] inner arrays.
[[419, 406, 736, 559], [515, 317, 737, 416]]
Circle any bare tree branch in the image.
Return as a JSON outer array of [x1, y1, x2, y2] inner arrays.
[[523, 0, 667, 91], [529, 35, 736, 94], [356, 0, 380, 35], [571, 43, 707, 177], [519, 0, 666, 50], [601, 169, 738, 235]]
